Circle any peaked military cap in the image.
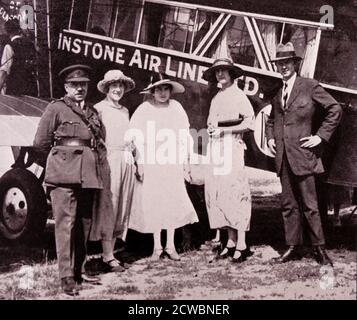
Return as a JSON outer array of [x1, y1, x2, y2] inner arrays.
[[58, 64, 92, 82]]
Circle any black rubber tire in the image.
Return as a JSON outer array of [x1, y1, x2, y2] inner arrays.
[[0, 168, 48, 243]]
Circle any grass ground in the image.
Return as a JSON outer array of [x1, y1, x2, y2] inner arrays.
[[0, 169, 355, 300], [0, 238, 355, 300]]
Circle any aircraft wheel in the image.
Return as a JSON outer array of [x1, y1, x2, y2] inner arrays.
[[0, 168, 47, 243]]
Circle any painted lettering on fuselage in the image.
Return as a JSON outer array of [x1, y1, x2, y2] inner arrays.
[[58, 32, 260, 96]]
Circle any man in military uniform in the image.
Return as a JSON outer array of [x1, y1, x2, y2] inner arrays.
[[34, 64, 104, 296]]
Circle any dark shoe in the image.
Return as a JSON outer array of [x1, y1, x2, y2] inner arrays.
[[119, 260, 131, 269], [314, 246, 333, 266], [215, 247, 235, 260], [274, 246, 301, 263], [103, 259, 126, 272], [75, 273, 101, 285], [61, 277, 79, 296], [332, 216, 342, 227], [164, 248, 181, 261], [211, 242, 222, 253], [232, 248, 254, 263]]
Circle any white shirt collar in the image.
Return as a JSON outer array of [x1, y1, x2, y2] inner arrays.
[[11, 35, 22, 41], [78, 101, 85, 109], [283, 72, 297, 90]]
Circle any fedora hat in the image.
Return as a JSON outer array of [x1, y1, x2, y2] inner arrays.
[[140, 73, 185, 94], [97, 70, 135, 94], [202, 58, 243, 83], [58, 64, 92, 82], [270, 42, 302, 62]]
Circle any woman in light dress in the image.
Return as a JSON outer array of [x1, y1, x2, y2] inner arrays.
[[202, 58, 255, 263], [128, 73, 199, 261], [91, 70, 136, 271]]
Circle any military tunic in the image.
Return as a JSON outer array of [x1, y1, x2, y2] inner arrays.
[[34, 96, 104, 189], [33, 95, 107, 279]]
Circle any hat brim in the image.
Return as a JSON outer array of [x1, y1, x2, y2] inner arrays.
[[202, 64, 243, 83], [140, 79, 185, 94], [59, 64, 92, 78], [97, 77, 135, 94], [66, 77, 90, 82], [270, 55, 302, 63]]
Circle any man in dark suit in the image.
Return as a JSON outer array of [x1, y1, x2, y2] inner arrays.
[[266, 43, 342, 266]]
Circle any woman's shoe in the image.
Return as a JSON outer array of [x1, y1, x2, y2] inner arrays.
[[215, 247, 235, 260], [103, 259, 126, 272], [211, 236, 220, 244], [149, 249, 163, 261], [232, 248, 253, 263], [119, 260, 131, 269], [212, 242, 222, 253], [165, 248, 181, 261]]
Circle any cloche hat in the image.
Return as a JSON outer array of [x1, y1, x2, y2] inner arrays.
[[97, 70, 135, 93], [202, 58, 243, 83]]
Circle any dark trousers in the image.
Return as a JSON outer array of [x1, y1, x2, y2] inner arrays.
[[280, 154, 325, 246], [50, 187, 94, 279]]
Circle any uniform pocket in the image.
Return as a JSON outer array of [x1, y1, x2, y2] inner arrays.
[[56, 121, 81, 137], [45, 146, 83, 185]]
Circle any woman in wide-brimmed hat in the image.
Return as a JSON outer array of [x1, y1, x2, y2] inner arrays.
[[91, 70, 136, 272], [128, 72, 198, 261], [203, 58, 255, 263]]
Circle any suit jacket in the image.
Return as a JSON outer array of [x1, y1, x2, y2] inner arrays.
[[266, 76, 342, 176], [33, 96, 105, 188]]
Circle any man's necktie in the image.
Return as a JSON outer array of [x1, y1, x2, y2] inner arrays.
[[77, 102, 86, 112], [282, 82, 288, 109]]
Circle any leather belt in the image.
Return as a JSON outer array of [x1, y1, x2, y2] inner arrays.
[[54, 137, 93, 148]]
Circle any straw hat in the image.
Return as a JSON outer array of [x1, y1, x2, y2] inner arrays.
[[270, 42, 302, 62], [97, 70, 135, 94], [140, 73, 185, 94], [202, 58, 243, 83]]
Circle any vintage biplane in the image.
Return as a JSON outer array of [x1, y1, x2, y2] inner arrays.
[[0, 0, 356, 242]]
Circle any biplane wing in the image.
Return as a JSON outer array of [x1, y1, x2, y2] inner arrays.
[[0, 95, 48, 146]]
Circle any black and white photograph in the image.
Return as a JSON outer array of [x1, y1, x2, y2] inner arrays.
[[0, 0, 355, 302]]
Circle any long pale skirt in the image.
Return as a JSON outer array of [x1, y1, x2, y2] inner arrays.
[[90, 148, 135, 241], [129, 163, 199, 234], [108, 148, 135, 240], [205, 136, 251, 232]]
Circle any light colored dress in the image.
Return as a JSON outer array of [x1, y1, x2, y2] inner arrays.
[[128, 99, 199, 233], [205, 83, 254, 232], [93, 99, 135, 241]]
